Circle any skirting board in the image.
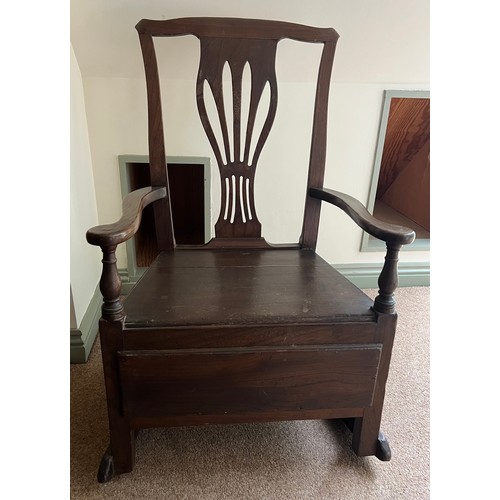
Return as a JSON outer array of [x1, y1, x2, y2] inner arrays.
[[70, 284, 102, 364], [334, 262, 430, 289]]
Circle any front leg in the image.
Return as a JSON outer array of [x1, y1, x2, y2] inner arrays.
[[340, 420, 392, 461], [351, 313, 397, 461]]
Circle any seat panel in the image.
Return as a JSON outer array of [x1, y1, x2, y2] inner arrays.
[[124, 249, 376, 327]]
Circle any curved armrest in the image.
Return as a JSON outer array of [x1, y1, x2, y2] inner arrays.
[[86, 186, 167, 247], [310, 187, 416, 246]]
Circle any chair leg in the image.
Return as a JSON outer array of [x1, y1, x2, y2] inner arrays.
[[98, 426, 136, 483], [350, 313, 397, 461], [350, 414, 392, 461], [98, 319, 136, 482]]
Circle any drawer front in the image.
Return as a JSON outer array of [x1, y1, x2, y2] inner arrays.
[[118, 345, 381, 419]]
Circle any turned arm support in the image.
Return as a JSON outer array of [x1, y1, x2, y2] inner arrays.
[[86, 186, 167, 321], [309, 187, 416, 314]]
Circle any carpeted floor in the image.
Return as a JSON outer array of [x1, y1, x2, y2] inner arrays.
[[70, 287, 429, 499]]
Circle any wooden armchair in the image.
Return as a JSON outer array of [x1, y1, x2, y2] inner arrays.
[[87, 17, 415, 483]]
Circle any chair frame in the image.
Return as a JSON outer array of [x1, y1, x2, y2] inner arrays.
[[86, 17, 415, 483]]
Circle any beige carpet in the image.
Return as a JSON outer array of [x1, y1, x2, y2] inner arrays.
[[70, 287, 429, 499]]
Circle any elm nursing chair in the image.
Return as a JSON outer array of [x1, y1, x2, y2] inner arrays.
[[86, 17, 415, 482]]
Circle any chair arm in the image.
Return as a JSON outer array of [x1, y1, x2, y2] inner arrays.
[[309, 187, 415, 246], [310, 187, 418, 314], [86, 186, 166, 322], [86, 186, 167, 247]]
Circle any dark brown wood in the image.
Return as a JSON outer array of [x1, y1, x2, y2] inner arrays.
[[351, 313, 397, 458], [123, 249, 376, 328], [86, 186, 166, 247], [194, 36, 279, 240], [137, 18, 338, 246], [98, 319, 136, 477], [300, 40, 337, 250], [126, 164, 161, 265], [203, 237, 272, 249], [98, 245, 123, 322], [87, 17, 415, 480], [309, 187, 415, 245], [136, 17, 339, 43], [309, 187, 411, 314], [373, 243, 402, 314], [118, 346, 381, 418], [138, 33, 175, 250], [122, 322, 380, 351], [131, 407, 364, 430], [86, 186, 167, 321]]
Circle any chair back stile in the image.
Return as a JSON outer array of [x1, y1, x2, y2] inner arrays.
[[138, 32, 176, 250], [135, 18, 339, 249]]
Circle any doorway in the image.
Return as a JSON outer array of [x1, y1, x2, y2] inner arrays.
[[362, 90, 430, 252], [118, 155, 211, 280]]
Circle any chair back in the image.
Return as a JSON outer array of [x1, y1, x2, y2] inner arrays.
[[136, 17, 339, 248]]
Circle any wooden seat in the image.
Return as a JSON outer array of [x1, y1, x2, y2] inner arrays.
[[124, 249, 376, 328], [87, 17, 415, 482]]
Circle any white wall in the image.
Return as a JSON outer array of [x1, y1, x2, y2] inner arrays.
[[76, 0, 430, 268], [72, 0, 429, 83], [83, 79, 429, 269], [70, 45, 101, 325]]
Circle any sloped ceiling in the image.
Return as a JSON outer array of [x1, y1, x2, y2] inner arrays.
[[71, 0, 429, 82]]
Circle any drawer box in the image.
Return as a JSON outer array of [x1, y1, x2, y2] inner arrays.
[[118, 345, 381, 419]]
